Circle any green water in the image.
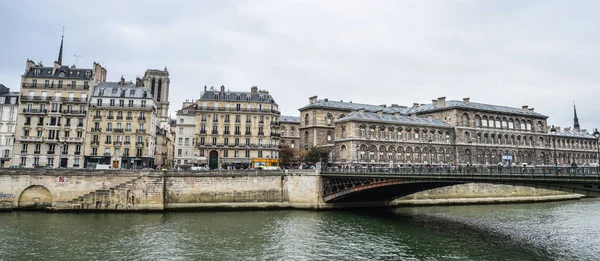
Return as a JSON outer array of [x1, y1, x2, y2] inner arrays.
[[1, 200, 599, 261]]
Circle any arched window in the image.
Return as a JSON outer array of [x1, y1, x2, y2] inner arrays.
[[327, 131, 332, 142], [340, 145, 347, 161], [326, 113, 333, 126], [464, 131, 471, 142], [462, 113, 470, 126], [304, 131, 309, 143], [360, 125, 366, 138], [338, 114, 346, 119], [482, 116, 488, 127], [509, 119, 514, 129], [304, 114, 309, 125], [475, 115, 481, 127], [290, 140, 295, 148], [341, 126, 346, 138], [280, 127, 286, 136], [290, 127, 295, 136], [537, 121, 544, 132]]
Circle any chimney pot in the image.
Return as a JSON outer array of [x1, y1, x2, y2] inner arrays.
[[432, 99, 438, 106], [412, 103, 420, 108], [309, 95, 318, 105], [437, 96, 446, 107], [522, 105, 529, 110], [463, 97, 470, 104]]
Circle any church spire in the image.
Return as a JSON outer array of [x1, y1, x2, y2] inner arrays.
[[573, 103, 581, 132], [57, 27, 64, 65]]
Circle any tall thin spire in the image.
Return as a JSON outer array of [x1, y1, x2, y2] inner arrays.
[[573, 102, 581, 132], [57, 27, 64, 65]]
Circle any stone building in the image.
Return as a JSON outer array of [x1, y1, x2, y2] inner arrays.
[[12, 37, 108, 168], [141, 68, 170, 129], [300, 96, 599, 167], [174, 100, 197, 168], [0, 84, 19, 167], [84, 79, 157, 169], [175, 85, 281, 169], [279, 116, 300, 149], [155, 126, 173, 170]]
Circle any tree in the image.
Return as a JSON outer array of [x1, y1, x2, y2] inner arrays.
[[279, 144, 295, 167], [305, 146, 331, 164]]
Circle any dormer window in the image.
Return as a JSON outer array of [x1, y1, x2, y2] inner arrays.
[[111, 88, 118, 94], [58, 72, 65, 77], [130, 90, 135, 95], [85, 71, 91, 78], [236, 95, 240, 100], [33, 69, 41, 76], [142, 91, 147, 98]]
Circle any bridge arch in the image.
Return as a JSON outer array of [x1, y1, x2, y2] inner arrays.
[[18, 185, 53, 210]]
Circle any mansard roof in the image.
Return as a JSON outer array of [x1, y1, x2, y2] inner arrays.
[[299, 99, 409, 114], [409, 100, 548, 118], [92, 82, 154, 99], [199, 87, 277, 104], [24, 65, 93, 80], [280, 116, 300, 123], [552, 131, 596, 139], [337, 111, 452, 129]]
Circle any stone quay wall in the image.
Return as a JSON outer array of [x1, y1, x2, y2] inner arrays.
[[0, 169, 581, 211]]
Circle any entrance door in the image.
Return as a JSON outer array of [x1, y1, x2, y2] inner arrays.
[[209, 150, 219, 170], [60, 158, 68, 168]]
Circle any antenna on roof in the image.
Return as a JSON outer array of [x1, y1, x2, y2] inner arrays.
[[73, 54, 83, 66]]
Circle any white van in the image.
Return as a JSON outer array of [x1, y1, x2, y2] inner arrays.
[[95, 164, 113, 170]]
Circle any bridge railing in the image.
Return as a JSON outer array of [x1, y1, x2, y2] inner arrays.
[[321, 166, 600, 179]]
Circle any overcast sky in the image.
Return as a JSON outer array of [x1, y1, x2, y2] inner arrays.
[[1, 0, 598, 132]]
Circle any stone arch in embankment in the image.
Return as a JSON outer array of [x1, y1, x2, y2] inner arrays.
[[18, 185, 53, 210]]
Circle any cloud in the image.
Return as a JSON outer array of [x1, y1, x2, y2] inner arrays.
[[0, 0, 599, 131]]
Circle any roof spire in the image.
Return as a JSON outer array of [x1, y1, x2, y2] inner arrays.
[[57, 27, 64, 65], [573, 102, 581, 132]]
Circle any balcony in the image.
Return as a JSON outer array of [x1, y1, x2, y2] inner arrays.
[[74, 151, 81, 155], [62, 110, 87, 116], [19, 136, 43, 142], [223, 131, 230, 135], [90, 128, 101, 132], [61, 137, 83, 143], [104, 141, 111, 145], [20, 95, 48, 103], [47, 150, 55, 154], [107, 116, 114, 120], [106, 128, 113, 132], [245, 132, 252, 135], [258, 132, 265, 136], [211, 131, 219, 135], [60, 97, 87, 103], [200, 130, 207, 134], [93, 115, 102, 120], [234, 132, 241, 135], [136, 142, 144, 147], [45, 137, 59, 143], [33, 150, 40, 154], [103, 153, 111, 157], [137, 117, 146, 121], [113, 141, 122, 146], [270, 122, 280, 126], [91, 140, 100, 146], [136, 129, 146, 134], [114, 128, 124, 133], [116, 116, 123, 120], [126, 116, 133, 120], [125, 129, 132, 133], [124, 141, 131, 145], [271, 133, 281, 138], [22, 109, 47, 115]]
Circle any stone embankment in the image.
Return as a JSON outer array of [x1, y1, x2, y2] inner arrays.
[[0, 169, 581, 211]]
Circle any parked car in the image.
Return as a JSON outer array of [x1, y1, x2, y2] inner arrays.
[[191, 166, 208, 171], [8, 165, 23, 169]]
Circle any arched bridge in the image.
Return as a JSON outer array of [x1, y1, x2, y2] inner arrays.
[[320, 167, 600, 203]]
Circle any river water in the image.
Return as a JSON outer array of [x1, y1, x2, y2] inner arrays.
[[1, 199, 599, 261]]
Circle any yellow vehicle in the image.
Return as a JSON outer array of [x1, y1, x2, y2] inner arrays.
[[251, 158, 279, 169]]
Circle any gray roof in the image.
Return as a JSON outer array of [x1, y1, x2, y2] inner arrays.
[[299, 99, 410, 114], [200, 87, 276, 104], [280, 116, 300, 123], [409, 100, 548, 118], [552, 131, 596, 139], [337, 111, 453, 128], [93, 82, 154, 99], [24, 65, 93, 80]]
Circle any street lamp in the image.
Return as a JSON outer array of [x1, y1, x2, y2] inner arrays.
[[550, 125, 557, 165], [593, 128, 600, 166]]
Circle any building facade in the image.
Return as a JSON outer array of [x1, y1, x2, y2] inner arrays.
[[12, 56, 107, 168], [175, 85, 281, 169], [174, 100, 198, 168], [300, 96, 599, 167], [0, 84, 19, 167], [279, 116, 300, 149], [84, 79, 157, 169]]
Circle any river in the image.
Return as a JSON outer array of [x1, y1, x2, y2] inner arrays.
[[1, 199, 599, 261]]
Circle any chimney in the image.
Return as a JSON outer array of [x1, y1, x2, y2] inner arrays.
[[581, 129, 587, 133], [220, 85, 225, 92], [528, 108, 534, 111], [432, 99, 438, 106], [380, 104, 387, 108], [555, 126, 561, 132], [251, 86, 258, 93], [412, 103, 420, 109], [204, 85, 207, 92], [391, 104, 398, 107], [358, 108, 365, 116], [376, 109, 383, 117], [324, 98, 328, 102], [25, 59, 35, 72], [522, 105, 528, 110], [437, 96, 446, 107], [309, 95, 318, 105], [463, 97, 470, 104], [119, 75, 125, 85]]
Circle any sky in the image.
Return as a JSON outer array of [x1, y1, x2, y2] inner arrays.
[[0, 0, 599, 132]]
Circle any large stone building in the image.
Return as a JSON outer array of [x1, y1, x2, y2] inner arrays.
[[174, 100, 197, 168], [175, 85, 281, 169], [84, 79, 157, 169], [0, 84, 19, 167], [12, 38, 107, 168], [300, 96, 599, 167], [279, 116, 300, 149]]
